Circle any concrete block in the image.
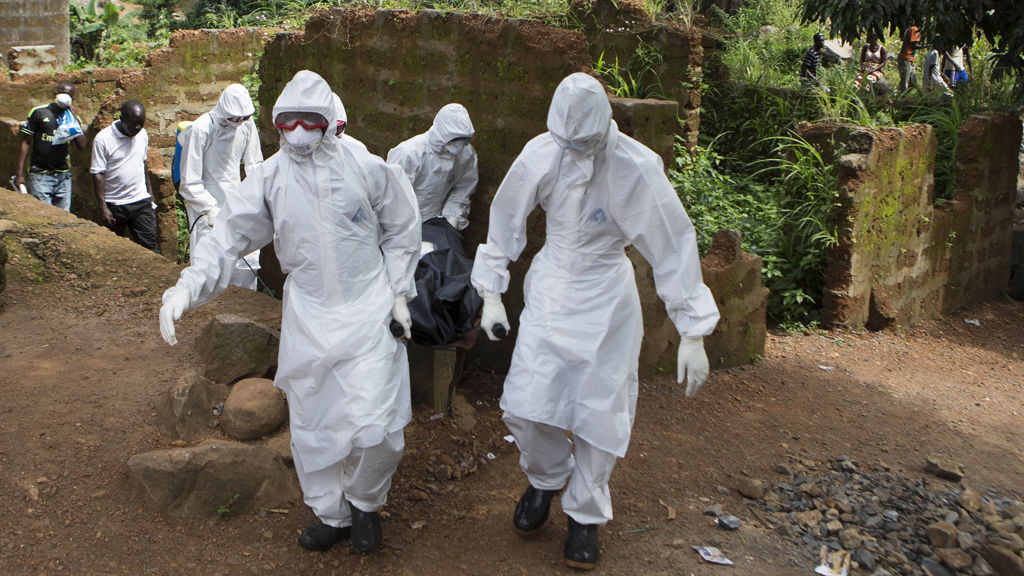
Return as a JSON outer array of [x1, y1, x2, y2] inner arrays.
[[408, 342, 460, 412], [7, 45, 59, 79]]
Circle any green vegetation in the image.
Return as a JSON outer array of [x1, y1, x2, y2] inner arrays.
[[69, 0, 169, 68]]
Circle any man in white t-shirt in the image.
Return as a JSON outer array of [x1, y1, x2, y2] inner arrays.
[[91, 101, 158, 252]]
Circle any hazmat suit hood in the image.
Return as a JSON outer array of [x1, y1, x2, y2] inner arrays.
[[272, 70, 335, 156], [212, 84, 256, 127], [546, 73, 612, 153], [427, 103, 475, 152]]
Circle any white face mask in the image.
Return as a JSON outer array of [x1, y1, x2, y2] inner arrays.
[[56, 93, 73, 108], [444, 140, 468, 156], [283, 126, 322, 153]]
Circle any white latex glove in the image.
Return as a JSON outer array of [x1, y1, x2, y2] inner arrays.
[[391, 295, 412, 339], [445, 215, 460, 229], [201, 206, 220, 232], [677, 337, 710, 398], [160, 286, 191, 346], [480, 290, 510, 341]]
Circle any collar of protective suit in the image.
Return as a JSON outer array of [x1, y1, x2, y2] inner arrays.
[[273, 71, 338, 161], [211, 83, 256, 125], [427, 103, 474, 153]]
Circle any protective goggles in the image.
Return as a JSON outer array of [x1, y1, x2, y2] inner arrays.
[[335, 120, 347, 136], [226, 115, 252, 123], [274, 112, 329, 131], [275, 118, 329, 131]]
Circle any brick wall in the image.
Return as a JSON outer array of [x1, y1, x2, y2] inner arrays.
[[807, 115, 1022, 329], [0, 0, 70, 67]]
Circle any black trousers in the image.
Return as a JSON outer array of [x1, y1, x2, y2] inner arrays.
[[108, 199, 159, 253]]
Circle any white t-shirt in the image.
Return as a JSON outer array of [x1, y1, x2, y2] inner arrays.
[[90, 123, 150, 205]]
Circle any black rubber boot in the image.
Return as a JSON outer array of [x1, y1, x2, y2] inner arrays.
[[513, 485, 560, 535], [564, 516, 599, 570], [298, 522, 350, 551], [348, 501, 382, 553]]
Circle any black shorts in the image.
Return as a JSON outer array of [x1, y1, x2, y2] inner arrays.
[[108, 199, 159, 253]]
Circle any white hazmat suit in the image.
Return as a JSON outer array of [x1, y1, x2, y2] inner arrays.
[[471, 73, 720, 527], [161, 71, 422, 531], [178, 83, 264, 289], [387, 103, 478, 230]]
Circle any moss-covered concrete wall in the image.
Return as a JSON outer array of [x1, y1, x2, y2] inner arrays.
[[0, 29, 271, 257], [807, 114, 1022, 329]]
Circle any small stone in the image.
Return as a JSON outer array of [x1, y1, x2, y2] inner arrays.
[[737, 477, 764, 499], [718, 515, 742, 530], [776, 464, 794, 476], [926, 522, 959, 548], [853, 548, 876, 571], [971, 554, 995, 576], [703, 503, 723, 517], [921, 557, 952, 576], [935, 547, 973, 570], [960, 488, 982, 512], [793, 509, 823, 528], [839, 527, 864, 550], [715, 485, 730, 495], [925, 456, 965, 482], [825, 519, 843, 534]]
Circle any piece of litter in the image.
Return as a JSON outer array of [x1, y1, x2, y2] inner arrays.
[[429, 413, 444, 421], [658, 499, 676, 521], [485, 452, 495, 460], [717, 515, 742, 530], [692, 546, 734, 565], [503, 434, 515, 443], [815, 546, 850, 576], [410, 520, 426, 530], [818, 365, 834, 372], [964, 318, 980, 327]]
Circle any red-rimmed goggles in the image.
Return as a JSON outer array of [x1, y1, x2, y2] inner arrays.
[[274, 118, 330, 131]]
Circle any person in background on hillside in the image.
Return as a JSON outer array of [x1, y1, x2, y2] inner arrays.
[[942, 44, 972, 89], [471, 73, 720, 570], [799, 33, 828, 92], [178, 83, 263, 289], [387, 103, 478, 231], [90, 101, 158, 253], [922, 36, 954, 97], [14, 81, 87, 211], [854, 31, 888, 92], [159, 70, 421, 555], [897, 23, 922, 93]]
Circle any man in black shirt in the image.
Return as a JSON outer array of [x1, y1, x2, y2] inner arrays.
[[800, 33, 826, 90], [14, 82, 87, 212]]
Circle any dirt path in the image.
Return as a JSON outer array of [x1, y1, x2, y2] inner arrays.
[[1, 196, 1023, 575]]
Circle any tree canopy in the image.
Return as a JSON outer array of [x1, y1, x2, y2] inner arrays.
[[799, 0, 1024, 100]]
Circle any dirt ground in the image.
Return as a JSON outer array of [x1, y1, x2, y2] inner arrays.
[[1, 196, 1023, 575]]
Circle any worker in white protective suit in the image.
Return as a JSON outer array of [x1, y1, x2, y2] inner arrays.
[[471, 73, 720, 570], [178, 83, 264, 289], [159, 70, 421, 554], [387, 103, 478, 230]]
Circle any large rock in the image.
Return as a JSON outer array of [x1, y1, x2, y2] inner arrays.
[[195, 314, 279, 383], [220, 378, 287, 441], [982, 545, 1024, 576], [155, 371, 228, 442], [127, 440, 300, 518]]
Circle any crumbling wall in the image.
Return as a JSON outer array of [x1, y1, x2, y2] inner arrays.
[[259, 8, 762, 374], [810, 114, 1022, 329], [0, 29, 271, 257]]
